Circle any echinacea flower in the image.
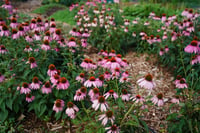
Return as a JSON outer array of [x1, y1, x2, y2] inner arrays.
[[171, 95, 180, 104], [24, 45, 32, 52], [104, 90, 118, 100], [53, 99, 65, 113], [88, 87, 100, 101], [41, 81, 52, 94], [0, 73, 5, 83], [47, 64, 57, 77], [50, 74, 60, 85], [57, 77, 70, 90], [20, 82, 31, 94], [67, 37, 77, 47], [184, 40, 199, 53], [105, 125, 120, 133], [0, 45, 8, 54], [98, 110, 115, 126], [74, 87, 87, 101], [151, 93, 164, 106], [120, 89, 130, 101], [175, 78, 188, 89], [30, 76, 41, 90], [137, 74, 156, 90], [76, 73, 85, 83], [26, 93, 35, 102], [84, 76, 98, 88], [27, 57, 37, 69], [132, 94, 145, 104], [65, 102, 79, 119], [92, 96, 109, 112], [41, 40, 51, 51]]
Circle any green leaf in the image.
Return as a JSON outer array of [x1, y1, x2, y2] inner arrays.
[[0, 110, 8, 122]]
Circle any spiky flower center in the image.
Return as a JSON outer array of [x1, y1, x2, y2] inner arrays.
[[11, 18, 17, 23], [1, 45, 6, 50], [145, 74, 153, 81], [117, 54, 122, 58], [98, 96, 105, 103], [109, 90, 114, 94], [80, 87, 87, 93], [93, 88, 99, 94], [45, 31, 50, 36], [111, 125, 117, 131], [31, 19, 36, 24], [54, 74, 60, 79], [26, 94, 31, 98], [67, 102, 73, 108], [29, 57, 35, 63], [80, 73, 85, 78], [44, 40, 49, 45], [115, 68, 120, 72], [22, 82, 29, 88], [12, 29, 17, 34], [191, 40, 198, 46], [110, 57, 116, 62], [176, 75, 182, 80], [99, 75, 104, 81], [18, 25, 24, 31], [55, 29, 61, 35], [69, 37, 75, 41], [51, 24, 56, 28], [160, 48, 164, 51], [45, 82, 51, 88], [106, 110, 113, 118], [89, 76, 96, 81], [157, 93, 163, 99], [60, 77, 67, 83], [136, 95, 141, 99], [2, 25, 8, 30], [55, 100, 62, 107], [180, 79, 185, 84], [32, 77, 39, 83], [37, 17, 42, 23], [122, 89, 127, 94], [49, 64, 56, 70]]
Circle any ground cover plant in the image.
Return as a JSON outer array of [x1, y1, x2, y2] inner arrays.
[[0, 0, 200, 132]]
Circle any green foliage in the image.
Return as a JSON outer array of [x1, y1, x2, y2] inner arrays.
[[32, 3, 66, 14], [49, 8, 76, 25], [0, 7, 9, 21]]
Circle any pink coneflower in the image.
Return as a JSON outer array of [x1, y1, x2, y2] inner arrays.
[[132, 94, 145, 104], [184, 40, 199, 53], [0, 24, 10, 36], [159, 48, 164, 56], [11, 29, 19, 39], [0, 73, 5, 83], [0, 45, 8, 54], [50, 18, 55, 26], [44, 20, 49, 28], [98, 110, 115, 126], [106, 57, 120, 70], [24, 45, 32, 52], [96, 75, 104, 87], [105, 125, 120, 133], [165, 45, 169, 53], [76, 73, 85, 83], [57, 77, 70, 90], [43, 31, 52, 41], [69, 27, 77, 36], [17, 24, 25, 37], [174, 75, 182, 84], [20, 82, 31, 94], [191, 55, 199, 65], [175, 78, 188, 89], [84, 76, 98, 88], [137, 74, 156, 90], [104, 90, 118, 100], [92, 96, 109, 112], [65, 102, 79, 119], [119, 77, 129, 83], [2, 1, 13, 14], [50, 74, 60, 85], [10, 18, 18, 28], [74, 87, 87, 101], [53, 99, 65, 113], [41, 81, 52, 94], [26, 94, 35, 102], [34, 31, 41, 41], [53, 29, 61, 40], [88, 87, 100, 101], [120, 59, 128, 67], [67, 37, 77, 47], [27, 57, 37, 69], [25, 35, 33, 42], [41, 40, 51, 51], [47, 64, 57, 76], [171, 95, 180, 104], [30, 76, 41, 90], [151, 93, 164, 106], [30, 19, 37, 29], [81, 39, 87, 47], [122, 71, 129, 78], [50, 23, 56, 33], [120, 89, 130, 101], [109, 50, 116, 57], [182, 8, 189, 16]]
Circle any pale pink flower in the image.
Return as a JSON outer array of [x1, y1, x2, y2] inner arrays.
[[105, 125, 120, 133], [65, 102, 79, 119], [76, 73, 85, 83], [53, 99, 65, 113], [92, 96, 109, 112], [184, 40, 199, 53], [88, 88, 100, 101], [137, 74, 156, 90], [132, 94, 145, 104], [47, 64, 57, 77], [175, 78, 188, 89], [57, 77, 70, 90], [26, 94, 35, 103], [67, 37, 77, 47], [84, 76, 98, 88], [122, 71, 129, 78], [41, 40, 51, 51], [30, 77, 41, 90], [27, 57, 37, 69], [50, 74, 60, 85], [0, 24, 10, 36], [25, 35, 33, 42], [104, 90, 118, 100], [191, 55, 198, 65], [24, 45, 33, 52], [0, 73, 5, 83], [120, 89, 130, 101], [151, 93, 164, 106], [98, 110, 115, 126], [74, 87, 87, 101], [20, 82, 31, 94], [41, 81, 52, 94], [159, 48, 164, 56], [0, 45, 8, 54], [165, 45, 169, 53], [171, 96, 180, 104]]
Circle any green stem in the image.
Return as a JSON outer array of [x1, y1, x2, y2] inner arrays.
[[81, 100, 89, 118], [120, 103, 135, 127], [179, 50, 187, 77]]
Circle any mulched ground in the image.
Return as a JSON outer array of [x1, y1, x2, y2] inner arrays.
[[11, 0, 179, 132]]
